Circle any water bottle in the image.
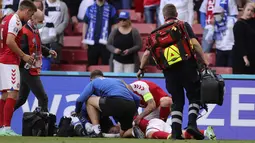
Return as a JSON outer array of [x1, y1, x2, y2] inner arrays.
[[24, 53, 35, 69], [24, 63, 32, 69]]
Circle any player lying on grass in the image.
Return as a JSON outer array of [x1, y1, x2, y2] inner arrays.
[[133, 118, 216, 140]]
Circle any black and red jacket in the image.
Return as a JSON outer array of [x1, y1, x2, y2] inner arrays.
[[20, 23, 50, 75]]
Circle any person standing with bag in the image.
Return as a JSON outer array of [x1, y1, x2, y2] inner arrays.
[[14, 9, 57, 112], [137, 4, 208, 140]]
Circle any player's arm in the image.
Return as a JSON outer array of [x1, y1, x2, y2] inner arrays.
[[75, 82, 95, 114], [132, 82, 156, 120], [138, 98, 156, 120], [6, 33, 26, 57], [7, 18, 34, 64]]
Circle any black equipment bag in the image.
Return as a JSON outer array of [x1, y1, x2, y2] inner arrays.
[[200, 68, 225, 106], [56, 116, 75, 137], [22, 107, 57, 136]]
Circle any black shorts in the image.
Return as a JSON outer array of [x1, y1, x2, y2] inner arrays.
[[100, 116, 114, 133], [99, 96, 137, 131]]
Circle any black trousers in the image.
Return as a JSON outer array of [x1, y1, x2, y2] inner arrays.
[[88, 44, 110, 65], [163, 59, 201, 136], [15, 68, 48, 112], [216, 49, 232, 67]]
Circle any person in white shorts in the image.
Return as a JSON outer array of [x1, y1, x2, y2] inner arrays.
[[145, 118, 216, 140], [0, 0, 37, 136]]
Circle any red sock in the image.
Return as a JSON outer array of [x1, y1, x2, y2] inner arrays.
[[183, 130, 205, 139], [160, 107, 170, 122], [0, 99, 6, 127], [152, 131, 171, 139], [200, 130, 205, 135], [184, 131, 192, 139], [138, 118, 149, 133], [3, 98, 16, 127]]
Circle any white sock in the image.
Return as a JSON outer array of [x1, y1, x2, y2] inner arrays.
[[92, 124, 101, 134], [4, 126, 11, 130], [103, 133, 120, 138], [204, 130, 207, 137]]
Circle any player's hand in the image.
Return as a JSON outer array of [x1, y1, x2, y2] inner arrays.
[[133, 116, 142, 125], [137, 69, 144, 80], [49, 50, 57, 58], [22, 54, 35, 65]]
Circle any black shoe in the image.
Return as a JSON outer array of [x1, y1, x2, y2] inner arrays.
[[171, 134, 184, 140], [89, 132, 103, 138], [133, 125, 145, 139], [186, 126, 204, 140]]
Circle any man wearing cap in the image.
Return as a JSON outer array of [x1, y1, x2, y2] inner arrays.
[[205, 5, 237, 67], [82, 0, 118, 66]]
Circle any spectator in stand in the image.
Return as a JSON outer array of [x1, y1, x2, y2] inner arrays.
[[134, 0, 144, 22], [199, 0, 238, 53], [39, 0, 69, 64], [1, 0, 16, 16], [236, 0, 250, 10], [33, 0, 44, 11], [62, 0, 81, 25], [107, 0, 122, 11], [159, 0, 194, 26], [121, 0, 132, 9], [107, 11, 142, 73], [205, 6, 237, 67], [1, 0, 21, 15], [144, 0, 161, 27], [194, 0, 203, 23], [82, 0, 118, 65], [232, 2, 255, 74], [108, 0, 132, 11], [77, 0, 94, 21]]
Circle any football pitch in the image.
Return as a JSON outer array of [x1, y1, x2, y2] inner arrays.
[[1, 137, 255, 143]]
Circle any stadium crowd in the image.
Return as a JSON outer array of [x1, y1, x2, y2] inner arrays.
[[0, 0, 254, 140]]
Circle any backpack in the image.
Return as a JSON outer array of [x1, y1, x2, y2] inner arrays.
[[200, 68, 225, 106], [22, 108, 57, 136], [56, 116, 75, 137], [146, 20, 194, 70]]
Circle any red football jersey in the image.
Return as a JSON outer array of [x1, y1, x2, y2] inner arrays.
[[0, 14, 23, 65], [130, 80, 169, 108]]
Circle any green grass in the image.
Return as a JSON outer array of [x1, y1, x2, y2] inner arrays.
[[1, 137, 255, 143]]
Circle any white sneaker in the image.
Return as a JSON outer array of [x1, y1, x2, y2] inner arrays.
[[4, 127, 21, 136], [206, 126, 216, 140]]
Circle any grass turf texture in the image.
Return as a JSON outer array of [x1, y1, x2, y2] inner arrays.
[[0, 137, 255, 143]]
